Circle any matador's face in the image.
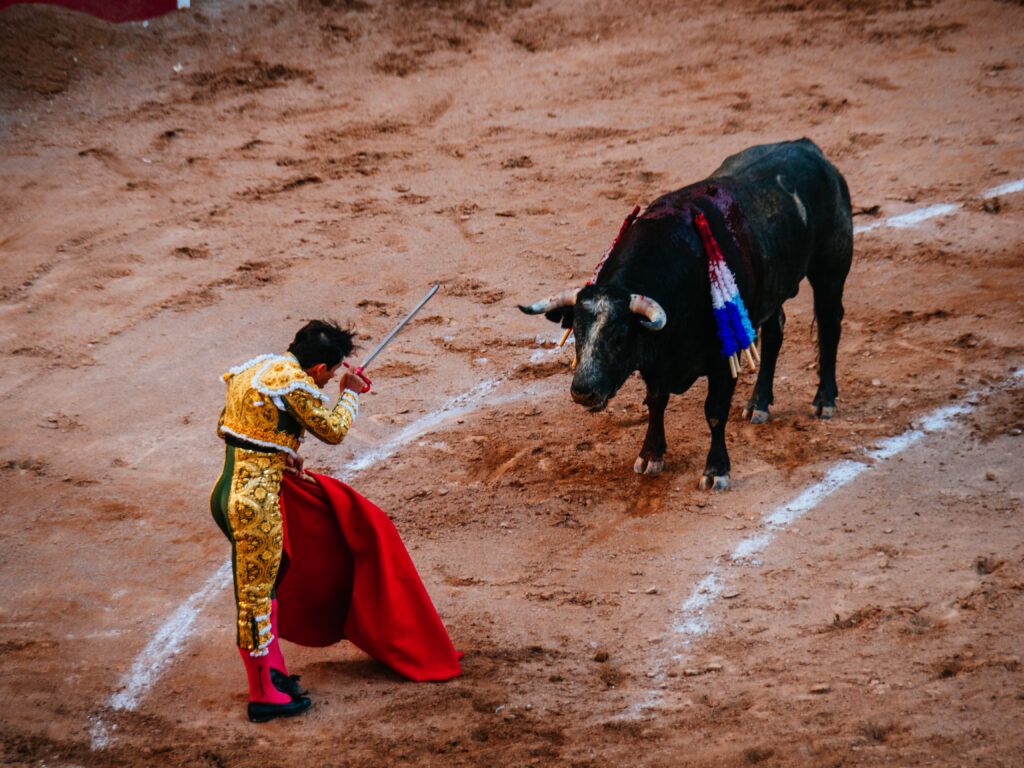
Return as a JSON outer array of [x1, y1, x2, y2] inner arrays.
[[307, 361, 342, 388]]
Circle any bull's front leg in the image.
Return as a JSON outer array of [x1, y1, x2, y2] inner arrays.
[[700, 363, 738, 490], [634, 391, 669, 475], [744, 308, 784, 424]]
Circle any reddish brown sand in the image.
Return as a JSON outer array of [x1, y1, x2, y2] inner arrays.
[[1, 1, 1023, 766]]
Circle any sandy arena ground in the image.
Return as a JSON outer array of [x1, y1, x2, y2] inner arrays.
[[1, 0, 1023, 765]]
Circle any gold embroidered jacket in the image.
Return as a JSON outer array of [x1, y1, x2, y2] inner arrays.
[[217, 353, 359, 457]]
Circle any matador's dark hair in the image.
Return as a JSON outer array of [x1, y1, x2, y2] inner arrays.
[[288, 319, 355, 370]]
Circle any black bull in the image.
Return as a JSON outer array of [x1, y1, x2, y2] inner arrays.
[[519, 139, 853, 489]]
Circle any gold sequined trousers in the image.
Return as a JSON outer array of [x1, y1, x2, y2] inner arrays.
[[210, 445, 286, 655]]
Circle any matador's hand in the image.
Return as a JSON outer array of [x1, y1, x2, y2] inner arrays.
[[285, 453, 308, 480], [339, 366, 370, 394]]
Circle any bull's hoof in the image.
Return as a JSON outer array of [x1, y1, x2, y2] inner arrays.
[[634, 456, 666, 475], [814, 404, 837, 420], [748, 408, 770, 424], [698, 473, 730, 491]]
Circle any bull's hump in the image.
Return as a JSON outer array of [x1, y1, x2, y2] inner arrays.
[[646, 183, 717, 216]]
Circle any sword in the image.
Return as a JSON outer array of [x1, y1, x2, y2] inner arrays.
[[344, 284, 439, 392]]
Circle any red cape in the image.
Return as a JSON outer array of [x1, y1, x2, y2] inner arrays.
[[276, 471, 462, 682]]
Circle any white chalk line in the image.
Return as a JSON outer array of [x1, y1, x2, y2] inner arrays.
[[89, 356, 563, 749], [853, 176, 1023, 234], [631, 366, 1024, 717], [91, 175, 1023, 746], [983, 177, 1024, 198], [346, 375, 508, 474], [89, 561, 233, 748]]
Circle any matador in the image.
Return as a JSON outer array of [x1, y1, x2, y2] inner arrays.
[[210, 319, 366, 722]]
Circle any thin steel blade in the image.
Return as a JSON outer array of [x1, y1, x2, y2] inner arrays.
[[359, 284, 439, 370]]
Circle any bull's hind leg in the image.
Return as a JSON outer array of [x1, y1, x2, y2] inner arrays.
[[700, 364, 737, 490], [806, 249, 847, 417], [634, 391, 668, 475], [743, 308, 785, 424], [808, 276, 846, 419]]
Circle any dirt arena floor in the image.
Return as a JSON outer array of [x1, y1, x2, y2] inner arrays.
[[2, 0, 1023, 765]]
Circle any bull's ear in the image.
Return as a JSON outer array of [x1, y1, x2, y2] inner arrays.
[[544, 307, 573, 328]]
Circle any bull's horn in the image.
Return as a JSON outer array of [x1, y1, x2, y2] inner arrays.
[[629, 294, 667, 330], [517, 288, 580, 315]]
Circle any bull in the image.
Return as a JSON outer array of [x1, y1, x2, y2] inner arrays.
[[519, 139, 852, 489]]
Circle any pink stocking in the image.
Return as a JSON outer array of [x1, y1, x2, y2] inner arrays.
[[267, 598, 289, 675], [238, 647, 292, 705]]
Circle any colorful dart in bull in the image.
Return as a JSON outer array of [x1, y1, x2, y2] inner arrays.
[[693, 211, 760, 378]]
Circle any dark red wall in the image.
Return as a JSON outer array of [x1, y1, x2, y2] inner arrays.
[[0, 0, 181, 23]]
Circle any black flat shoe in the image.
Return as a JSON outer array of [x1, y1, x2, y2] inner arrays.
[[270, 667, 309, 697], [247, 696, 312, 723]]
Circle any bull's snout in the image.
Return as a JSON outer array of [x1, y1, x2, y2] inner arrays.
[[570, 384, 607, 412]]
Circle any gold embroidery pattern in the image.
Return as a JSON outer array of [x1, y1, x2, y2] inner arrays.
[[255, 357, 328, 403], [219, 355, 360, 455], [225, 449, 286, 653], [218, 355, 306, 456], [284, 389, 358, 445]]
